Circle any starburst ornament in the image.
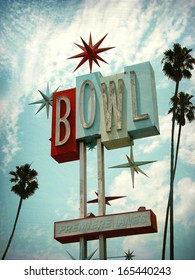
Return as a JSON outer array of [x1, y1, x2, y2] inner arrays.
[[66, 249, 97, 260], [108, 249, 135, 260], [87, 191, 126, 206], [124, 250, 135, 260], [87, 138, 97, 151], [110, 145, 156, 188], [29, 83, 60, 119], [68, 33, 115, 73]]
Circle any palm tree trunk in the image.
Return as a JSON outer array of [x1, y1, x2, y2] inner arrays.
[[173, 124, 182, 177], [162, 123, 182, 260], [162, 80, 179, 260], [170, 122, 175, 260], [169, 80, 179, 260], [162, 193, 170, 259], [161, 130, 175, 261], [1, 198, 23, 260]]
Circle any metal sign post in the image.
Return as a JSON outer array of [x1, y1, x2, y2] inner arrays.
[[79, 141, 87, 259], [79, 138, 107, 259], [97, 138, 107, 259]]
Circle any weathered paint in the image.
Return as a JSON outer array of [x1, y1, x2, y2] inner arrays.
[[51, 88, 79, 163], [76, 72, 102, 141], [125, 62, 159, 139], [51, 62, 160, 162], [54, 210, 157, 244], [100, 72, 132, 149], [101, 61, 159, 149]]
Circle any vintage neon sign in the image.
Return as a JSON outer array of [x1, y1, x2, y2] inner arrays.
[[54, 209, 157, 244], [51, 61, 159, 163], [51, 88, 79, 163]]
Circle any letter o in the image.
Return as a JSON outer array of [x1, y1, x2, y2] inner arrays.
[[79, 80, 96, 128]]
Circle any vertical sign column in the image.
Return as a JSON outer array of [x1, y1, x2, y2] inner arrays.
[[79, 141, 87, 259], [76, 72, 102, 259], [125, 61, 160, 139], [51, 88, 79, 163], [76, 72, 102, 143], [97, 138, 107, 260], [100, 73, 132, 150]]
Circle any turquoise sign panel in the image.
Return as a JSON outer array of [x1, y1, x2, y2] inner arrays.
[[100, 73, 132, 149], [75, 62, 159, 150], [76, 72, 102, 143], [100, 61, 159, 149], [125, 61, 159, 140]]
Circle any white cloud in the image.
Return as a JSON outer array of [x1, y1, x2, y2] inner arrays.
[[1, 0, 194, 171], [1, 0, 195, 261], [137, 114, 171, 154], [137, 113, 195, 169], [122, 233, 158, 260], [109, 158, 169, 225], [141, 140, 160, 154], [0, 94, 23, 171], [109, 161, 195, 259], [175, 177, 195, 227], [179, 121, 195, 165], [158, 114, 172, 142]]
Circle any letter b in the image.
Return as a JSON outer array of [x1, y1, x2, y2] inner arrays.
[[51, 88, 79, 163], [55, 96, 71, 146]]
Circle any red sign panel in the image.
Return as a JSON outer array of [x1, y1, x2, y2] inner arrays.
[[51, 88, 79, 163], [54, 210, 157, 244]]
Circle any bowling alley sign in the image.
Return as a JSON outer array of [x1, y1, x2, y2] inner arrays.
[[51, 61, 159, 163]]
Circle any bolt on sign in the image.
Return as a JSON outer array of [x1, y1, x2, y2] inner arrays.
[[51, 61, 159, 163], [54, 209, 157, 244]]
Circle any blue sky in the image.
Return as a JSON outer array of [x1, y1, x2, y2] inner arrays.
[[0, 0, 195, 260]]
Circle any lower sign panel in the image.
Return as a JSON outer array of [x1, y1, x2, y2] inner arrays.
[[54, 210, 157, 244]]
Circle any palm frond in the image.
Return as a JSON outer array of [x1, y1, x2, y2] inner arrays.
[[9, 163, 39, 200], [162, 43, 195, 82], [168, 91, 195, 126]]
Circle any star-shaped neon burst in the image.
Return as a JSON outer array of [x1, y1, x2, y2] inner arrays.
[[87, 191, 126, 206], [68, 33, 115, 73], [110, 145, 156, 188], [29, 83, 60, 119], [66, 249, 97, 260]]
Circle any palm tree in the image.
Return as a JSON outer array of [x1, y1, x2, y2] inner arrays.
[[161, 44, 195, 260], [169, 92, 195, 176], [1, 163, 38, 260]]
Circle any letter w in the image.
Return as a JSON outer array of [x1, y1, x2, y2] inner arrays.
[[101, 79, 123, 132]]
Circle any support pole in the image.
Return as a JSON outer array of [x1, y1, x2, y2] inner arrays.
[[79, 141, 87, 259], [97, 138, 107, 260]]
